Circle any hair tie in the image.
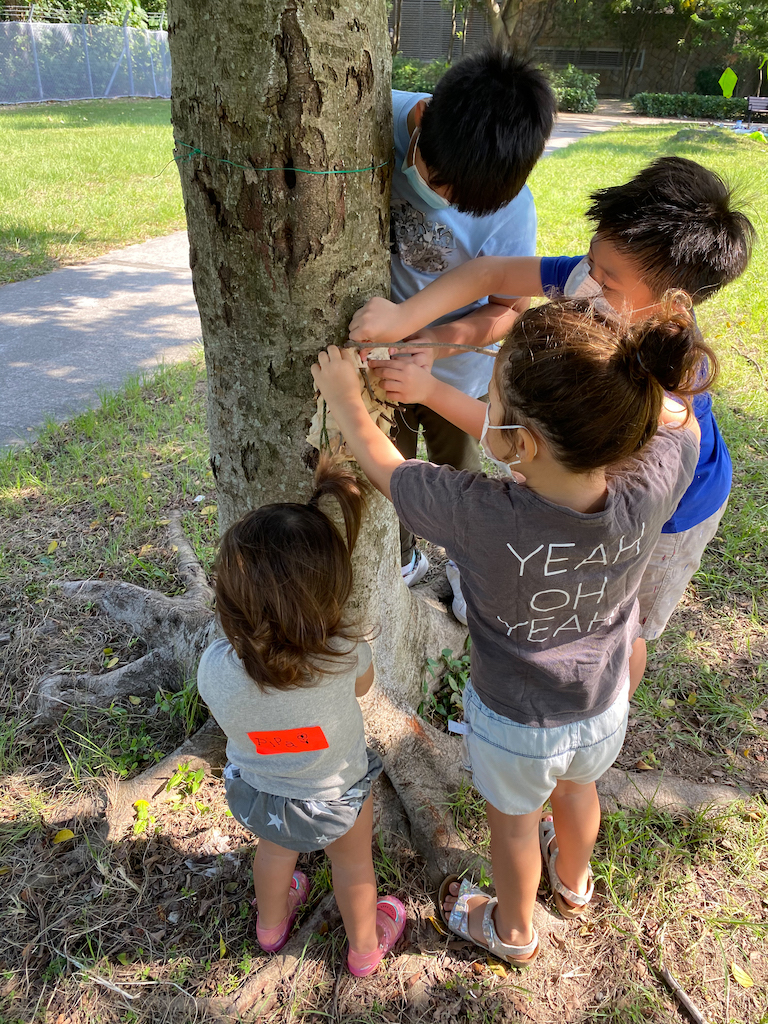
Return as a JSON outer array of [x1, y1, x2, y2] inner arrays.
[[636, 351, 649, 374]]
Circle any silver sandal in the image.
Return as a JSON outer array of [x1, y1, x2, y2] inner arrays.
[[539, 816, 594, 919], [441, 876, 539, 967]]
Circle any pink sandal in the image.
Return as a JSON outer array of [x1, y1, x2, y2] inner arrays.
[[347, 896, 407, 977], [255, 870, 310, 953]]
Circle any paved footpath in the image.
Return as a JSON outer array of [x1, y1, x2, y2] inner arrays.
[[0, 108, 671, 448]]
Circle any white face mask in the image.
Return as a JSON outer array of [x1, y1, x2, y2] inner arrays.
[[401, 128, 451, 210], [480, 405, 538, 475], [564, 257, 616, 315]]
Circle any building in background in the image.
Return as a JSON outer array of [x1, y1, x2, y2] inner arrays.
[[390, 0, 738, 98]]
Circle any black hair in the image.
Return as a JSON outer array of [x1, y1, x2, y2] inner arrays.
[[495, 295, 717, 473], [418, 47, 555, 216], [586, 157, 755, 304]]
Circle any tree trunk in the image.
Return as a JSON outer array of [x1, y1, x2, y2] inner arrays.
[[392, 0, 402, 56], [448, 0, 457, 62], [482, 0, 555, 56], [168, 0, 392, 525]]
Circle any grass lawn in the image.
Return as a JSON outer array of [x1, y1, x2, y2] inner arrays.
[[0, 99, 183, 285], [0, 122, 767, 1022]]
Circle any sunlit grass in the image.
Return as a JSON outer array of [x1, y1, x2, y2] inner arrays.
[[0, 98, 183, 283]]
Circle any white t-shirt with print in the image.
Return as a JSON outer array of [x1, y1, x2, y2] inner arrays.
[[390, 90, 538, 398]]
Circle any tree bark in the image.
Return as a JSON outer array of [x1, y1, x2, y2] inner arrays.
[[168, 0, 393, 525]]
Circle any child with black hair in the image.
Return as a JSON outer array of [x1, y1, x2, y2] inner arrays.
[[197, 457, 405, 976], [354, 157, 754, 669], [313, 297, 706, 966], [390, 47, 556, 587]]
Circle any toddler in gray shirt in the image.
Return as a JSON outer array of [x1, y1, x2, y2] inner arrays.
[[197, 456, 405, 976]]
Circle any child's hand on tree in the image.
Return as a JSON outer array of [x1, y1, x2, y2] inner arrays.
[[312, 346, 364, 409], [368, 357, 436, 406], [349, 296, 412, 347]]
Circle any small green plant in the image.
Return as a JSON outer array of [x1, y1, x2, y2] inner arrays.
[[419, 642, 471, 725], [132, 799, 156, 836], [166, 762, 205, 800], [548, 64, 599, 113], [155, 678, 207, 736]]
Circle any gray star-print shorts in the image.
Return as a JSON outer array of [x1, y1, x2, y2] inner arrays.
[[223, 747, 383, 853]]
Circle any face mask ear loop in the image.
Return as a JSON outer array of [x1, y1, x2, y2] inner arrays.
[[486, 424, 539, 461]]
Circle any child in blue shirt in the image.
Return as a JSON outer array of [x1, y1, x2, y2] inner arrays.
[[352, 157, 754, 685]]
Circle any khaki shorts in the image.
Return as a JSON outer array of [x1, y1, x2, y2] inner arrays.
[[638, 501, 727, 641]]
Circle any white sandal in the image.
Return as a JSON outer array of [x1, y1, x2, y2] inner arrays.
[[539, 816, 594, 919], [439, 875, 539, 967]]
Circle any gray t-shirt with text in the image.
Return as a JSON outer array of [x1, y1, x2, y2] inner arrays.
[[391, 427, 698, 727], [197, 638, 372, 801]]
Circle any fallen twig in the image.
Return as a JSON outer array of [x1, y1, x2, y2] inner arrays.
[[658, 965, 708, 1024], [53, 948, 139, 1001], [733, 346, 768, 391]]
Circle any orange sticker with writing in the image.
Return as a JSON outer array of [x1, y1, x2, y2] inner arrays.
[[248, 726, 329, 755]]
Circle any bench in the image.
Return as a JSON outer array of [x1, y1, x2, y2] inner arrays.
[[747, 96, 768, 127]]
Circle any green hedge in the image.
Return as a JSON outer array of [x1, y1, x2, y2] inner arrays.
[[632, 93, 748, 119], [392, 56, 600, 115], [392, 55, 450, 94], [549, 65, 599, 113]]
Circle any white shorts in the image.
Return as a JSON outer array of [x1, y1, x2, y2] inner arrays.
[[638, 501, 727, 641], [460, 679, 629, 816]]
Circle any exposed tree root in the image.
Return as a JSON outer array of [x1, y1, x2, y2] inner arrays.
[[36, 512, 216, 723], [37, 650, 183, 723], [596, 766, 750, 815]]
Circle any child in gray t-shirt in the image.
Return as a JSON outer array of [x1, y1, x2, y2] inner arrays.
[[312, 296, 708, 968], [197, 456, 405, 977]]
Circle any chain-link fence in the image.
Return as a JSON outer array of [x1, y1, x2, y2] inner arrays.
[[0, 20, 170, 104]]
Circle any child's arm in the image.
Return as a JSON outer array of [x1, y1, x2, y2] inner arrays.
[[355, 662, 375, 697], [311, 349, 487, 498], [349, 256, 544, 347], [312, 347, 405, 500], [660, 396, 702, 446], [367, 357, 486, 439]]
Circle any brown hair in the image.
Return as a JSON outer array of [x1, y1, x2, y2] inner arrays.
[[494, 295, 717, 473], [214, 454, 368, 691]]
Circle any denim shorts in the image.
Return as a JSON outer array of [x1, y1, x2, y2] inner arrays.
[[460, 679, 629, 815], [224, 747, 383, 853]]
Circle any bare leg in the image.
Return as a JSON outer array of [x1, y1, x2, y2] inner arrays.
[[325, 797, 378, 955], [548, 778, 600, 903], [252, 838, 299, 929], [443, 802, 541, 956], [629, 637, 647, 698]]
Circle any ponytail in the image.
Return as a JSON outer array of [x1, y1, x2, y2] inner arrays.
[[496, 296, 715, 473], [308, 452, 367, 554], [620, 291, 717, 400]]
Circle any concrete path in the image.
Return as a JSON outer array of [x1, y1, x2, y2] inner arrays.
[[0, 109, 669, 448], [0, 233, 201, 447]]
